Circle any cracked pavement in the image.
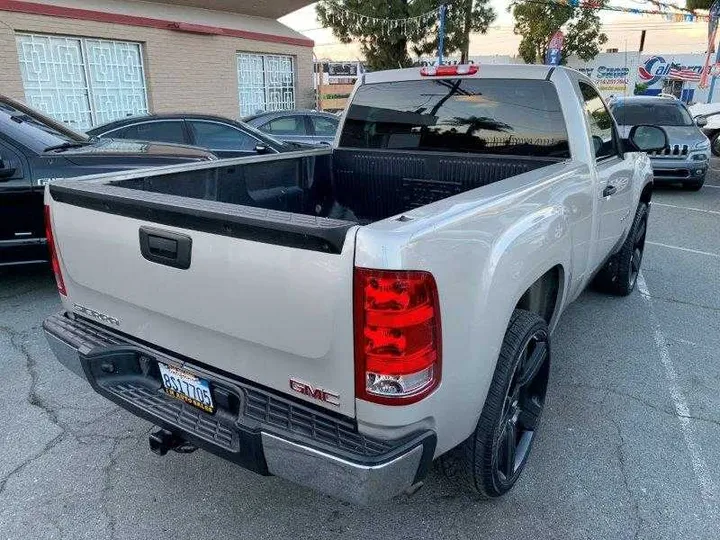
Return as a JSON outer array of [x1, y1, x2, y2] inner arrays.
[[1, 169, 720, 539]]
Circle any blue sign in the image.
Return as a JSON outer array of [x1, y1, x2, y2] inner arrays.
[[546, 48, 561, 66]]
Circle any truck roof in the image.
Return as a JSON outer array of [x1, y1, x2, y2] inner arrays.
[[362, 63, 572, 85]]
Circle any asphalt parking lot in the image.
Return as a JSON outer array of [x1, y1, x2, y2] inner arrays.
[[1, 167, 719, 540]]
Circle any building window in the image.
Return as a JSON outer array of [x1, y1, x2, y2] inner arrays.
[[237, 53, 295, 117], [16, 33, 148, 130]]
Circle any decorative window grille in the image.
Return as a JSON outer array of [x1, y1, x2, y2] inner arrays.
[[237, 53, 295, 117], [16, 33, 148, 130]]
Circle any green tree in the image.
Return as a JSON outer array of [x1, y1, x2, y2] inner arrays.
[[316, 0, 497, 71], [634, 82, 649, 95], [410, 0, 496, 63], [316, 0, 413, 71], [512, 1, 608, 64], [687, 0, 712, 9]]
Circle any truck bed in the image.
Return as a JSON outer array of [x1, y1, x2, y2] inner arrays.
[[58, 148, 560, 249]]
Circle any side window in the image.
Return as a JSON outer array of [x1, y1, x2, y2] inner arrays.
[[262, 116, 306, 136], [579, 82, 618, 160], [113, 121, 186, 144], [312, 116, 338, 136], [189, 121, 257, 151], [0, 141, 24, 180]]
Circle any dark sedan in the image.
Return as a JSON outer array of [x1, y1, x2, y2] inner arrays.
[[243, 110, 339, 146], [87, 114, 303, 158]]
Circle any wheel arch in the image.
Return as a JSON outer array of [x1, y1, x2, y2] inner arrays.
[[514, 264, 565, 329]]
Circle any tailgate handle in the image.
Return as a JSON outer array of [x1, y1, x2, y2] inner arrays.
[[139, 227, 192, 269]]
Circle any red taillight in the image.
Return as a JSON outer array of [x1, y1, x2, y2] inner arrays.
[[354, 268, 441, 405], [420, 64, 478, 77], [44, 205, 66, 296]]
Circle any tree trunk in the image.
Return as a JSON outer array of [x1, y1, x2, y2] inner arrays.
[[460, 0, 473, 63]]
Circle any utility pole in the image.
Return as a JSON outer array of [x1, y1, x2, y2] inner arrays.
[[461, 0, 472, 63], [438, 4, 447, 65]]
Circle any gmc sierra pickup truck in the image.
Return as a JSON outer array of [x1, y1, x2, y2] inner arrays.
[[0, 95, 214, 266], [43, 65, 667, 503]]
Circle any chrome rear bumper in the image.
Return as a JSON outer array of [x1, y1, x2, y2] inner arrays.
[[43, 312, 435, 504]]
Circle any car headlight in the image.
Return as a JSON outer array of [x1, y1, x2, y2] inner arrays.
[[693, 140, 711, 150]]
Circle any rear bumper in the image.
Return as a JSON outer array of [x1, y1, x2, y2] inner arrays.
[[43, 312, 435, 504], [650, 157, 707, 182]]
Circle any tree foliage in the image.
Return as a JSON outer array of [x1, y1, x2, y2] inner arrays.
[[410, 0, 496, 63], [512, 1, 608, 64], [686, 0, 712, 10], [316, 0, 496, 71], [316, 0, 413, 71]]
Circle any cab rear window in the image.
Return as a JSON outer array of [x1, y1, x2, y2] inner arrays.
[[340, 78, 570, 158]]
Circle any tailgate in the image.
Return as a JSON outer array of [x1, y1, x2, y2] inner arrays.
[[48, 186, 359, 417]]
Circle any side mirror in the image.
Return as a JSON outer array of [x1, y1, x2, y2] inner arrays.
[[0, 158, 17, 179], [254, 144, 268, 154], [628, 125, 668, 152], [591, 135, 603, 157], [695, 115, 708, 128]]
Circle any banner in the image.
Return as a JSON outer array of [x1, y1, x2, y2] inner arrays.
[[545, 31, 564, 66]]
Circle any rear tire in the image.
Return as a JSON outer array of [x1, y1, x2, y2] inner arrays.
[[438, 310, 550, 498], [593, 202, 648, 296]]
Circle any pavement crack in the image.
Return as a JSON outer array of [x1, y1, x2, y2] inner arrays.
[[639, 292, 720, 314], [0, 324, 70, 498], [557, 382, 720, 429], [0, 432, 65, 498], [603, 391, 643, 540], [101, 438, 122, 540]]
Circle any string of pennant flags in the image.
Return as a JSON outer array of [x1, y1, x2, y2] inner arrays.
[[527, 0, 711, 22], [325, 0, 712, 30], [324, 3, 443, 36]]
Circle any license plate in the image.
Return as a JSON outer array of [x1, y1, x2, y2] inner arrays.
[[158, 363, 215, 414]]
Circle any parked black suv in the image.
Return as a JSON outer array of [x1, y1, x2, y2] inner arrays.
[[0, 95, 214, 266]]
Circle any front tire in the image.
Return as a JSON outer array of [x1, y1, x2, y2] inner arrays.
[[683, 176, 705, 191], [711, 132, 720, 157], [593, 202, 648, 296], [439, 309, 550, 498]]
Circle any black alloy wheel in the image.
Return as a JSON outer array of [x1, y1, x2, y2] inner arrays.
[[627, 211, 647, 291], [439, 310, 550, 498], [492, 328, 549, 487]]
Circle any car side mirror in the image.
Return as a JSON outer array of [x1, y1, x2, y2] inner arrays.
[[0, 158, 17, 179], [591, 135, 603, 157], [628, 125, 668, 152], [254, 144, 268, 154], [695, 115, 708, 128]]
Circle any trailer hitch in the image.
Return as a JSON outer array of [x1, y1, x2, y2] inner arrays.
[[149, 427, 197, 456]]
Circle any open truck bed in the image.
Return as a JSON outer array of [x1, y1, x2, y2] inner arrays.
[[50, 147, 556, 253]]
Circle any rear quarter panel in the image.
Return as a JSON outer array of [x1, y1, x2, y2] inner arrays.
[[354, 161, 593, 455]]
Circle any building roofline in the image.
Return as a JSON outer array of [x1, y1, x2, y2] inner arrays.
[[0, 0, 314, 47]]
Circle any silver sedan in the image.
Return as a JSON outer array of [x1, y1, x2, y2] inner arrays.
[[243, 110, 339, 146]]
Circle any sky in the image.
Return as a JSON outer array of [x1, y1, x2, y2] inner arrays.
[[279, 1, 709, 60]]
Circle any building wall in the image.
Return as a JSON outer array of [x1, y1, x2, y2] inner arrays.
[[568, 52, 710, 103], [0, 5, 314, 123]]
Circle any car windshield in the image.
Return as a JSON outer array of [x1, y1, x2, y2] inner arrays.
[[611, 101, 693, 127], [0, 96, 89, 149]]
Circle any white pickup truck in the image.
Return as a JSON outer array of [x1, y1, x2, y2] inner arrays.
[[43, 65, 667, 503]]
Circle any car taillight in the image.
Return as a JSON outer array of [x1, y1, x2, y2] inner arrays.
[[420, 64, 478, 77], [354, 268, 441, 404], [44, 205, 66, 296]]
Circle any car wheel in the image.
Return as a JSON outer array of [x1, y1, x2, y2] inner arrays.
[[683, 176, 705, 191], [711, 133, 720, 157], [593, 202, 648, 296], [438, 309, 550, 498]]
